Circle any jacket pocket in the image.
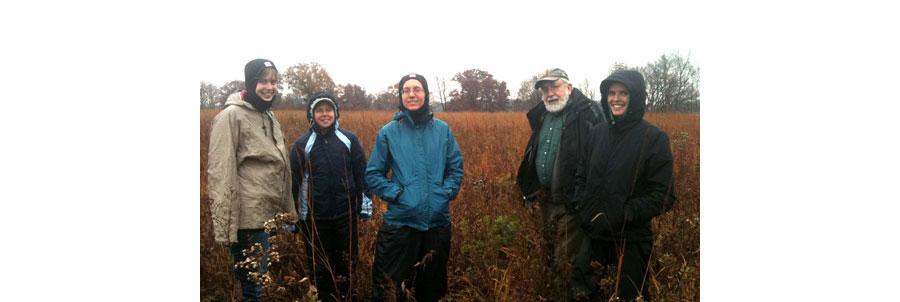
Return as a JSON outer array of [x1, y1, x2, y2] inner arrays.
[[384, 188, 413, 222]]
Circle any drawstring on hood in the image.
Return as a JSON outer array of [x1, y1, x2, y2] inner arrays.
[[243, 58, 279, 113], [600, 70, 647, 129], [397, 73, 432, 125]]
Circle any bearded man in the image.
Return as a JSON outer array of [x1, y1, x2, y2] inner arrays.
[[515, 68, 604, 299]]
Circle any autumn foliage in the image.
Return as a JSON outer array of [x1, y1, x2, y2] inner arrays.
[[200, 110, 699, 301]]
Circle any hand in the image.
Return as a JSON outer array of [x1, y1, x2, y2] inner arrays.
[[522, 190, 543, 207], [585, 205, 626, 234], [360, 195, 373, 220], [283, 222, 299, 234], [291, 221, 303, 234]]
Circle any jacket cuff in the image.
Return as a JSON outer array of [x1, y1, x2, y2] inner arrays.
[[444, 187, 458, 201]]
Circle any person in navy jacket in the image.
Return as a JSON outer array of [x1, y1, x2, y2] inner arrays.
[[290, 91, 372, 302]]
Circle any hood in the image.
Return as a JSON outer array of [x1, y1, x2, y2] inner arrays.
[[306, 91, 340, 121], [600, 70, 647, 126], [306, 91, 339, 132], [397, 73, 432, 125], [225, 91, 258, 111], [397, 73, 430, 111]]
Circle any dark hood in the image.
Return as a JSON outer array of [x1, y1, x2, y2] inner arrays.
[[600, 70, 647, 128], [397, 73, 432, 125], [306, 91, 340, 132]]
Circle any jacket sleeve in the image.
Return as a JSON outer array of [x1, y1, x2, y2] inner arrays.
[[277, 122, 298, 224], [289, 137, 307, 220], [207, 111, 241, 244], [516, 133, 541, 205], [350, 134, 373, 218], [573, 123, 599, 209], [626, 130, 676, 225], [365, 128, 403, 203], [442, 126, 464, 201], [349, 135, 371, 198]]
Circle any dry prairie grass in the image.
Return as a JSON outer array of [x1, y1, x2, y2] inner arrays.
[[200, 110, 699, 302]]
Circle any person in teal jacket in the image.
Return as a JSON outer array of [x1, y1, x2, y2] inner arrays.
[[366, 73, 464, 302]]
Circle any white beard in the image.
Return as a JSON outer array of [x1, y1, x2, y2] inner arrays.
[[544, 93, 569, 113]]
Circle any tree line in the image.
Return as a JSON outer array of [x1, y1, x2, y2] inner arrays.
[[200, 51, 700, 112]]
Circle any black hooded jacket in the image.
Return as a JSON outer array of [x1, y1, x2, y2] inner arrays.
[[516, 88, 604, 206], [290, 92, 371, 220], [574, 70, 676, 242]]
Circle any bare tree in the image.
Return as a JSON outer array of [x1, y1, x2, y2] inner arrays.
[[200, 81, 220, 109], [608, 60, 631, 75], [433, 76, 449, 112], [511, 72, 545, 111], [639, 52, 700, 112], [216, 80, 245, 108], [372, 84, 399, 111], [578, 78, 595, 100]]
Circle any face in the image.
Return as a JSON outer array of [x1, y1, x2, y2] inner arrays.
[[540, 78, 573, 113], [607, 82, 630, 117], [401, 79, 425, 111], [313, 101, 335, 128], [255, 70, 278, 101]]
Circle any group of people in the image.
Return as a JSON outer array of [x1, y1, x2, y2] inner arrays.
[[517, 68, 676, 301], [208, 59, 463, 302], [207, 59, 674, 302]]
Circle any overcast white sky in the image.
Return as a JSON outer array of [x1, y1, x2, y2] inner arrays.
[[5, 1, 900, 301], [197, 1, 704, 98]]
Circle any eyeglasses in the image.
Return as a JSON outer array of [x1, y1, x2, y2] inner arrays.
[[401, 87, 425, 95], [539, 84, 563, 94]]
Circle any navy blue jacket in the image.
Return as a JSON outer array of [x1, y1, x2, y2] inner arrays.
[[290, 92, 371, 221]]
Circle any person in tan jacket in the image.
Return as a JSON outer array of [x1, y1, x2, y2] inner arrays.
[[207, 58, 297, 302]]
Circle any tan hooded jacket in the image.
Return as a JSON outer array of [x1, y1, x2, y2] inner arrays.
[[208, 92, 297, 243]]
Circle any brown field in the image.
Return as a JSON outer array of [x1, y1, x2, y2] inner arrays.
[[200, 110, 699, 302]]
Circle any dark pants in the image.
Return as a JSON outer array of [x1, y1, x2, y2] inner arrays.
[[539, 195, 585, 301], [571, 239, 652, 302], [301, 215, 359, 302], [371, 223, 451, 302], [230, 229, 272, 302]]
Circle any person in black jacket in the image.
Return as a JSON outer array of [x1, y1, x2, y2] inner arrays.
[[289, 91, 373, 302], [515, 68, 604, 300], [570, 70, 676, 302]]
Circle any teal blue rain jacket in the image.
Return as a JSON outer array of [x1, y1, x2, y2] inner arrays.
[[365, 111, 464, 231]]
